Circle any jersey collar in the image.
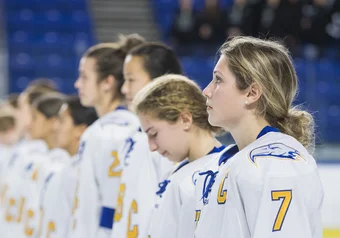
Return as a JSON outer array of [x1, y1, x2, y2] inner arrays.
[[173, 160, 190, 174], [207, 145, 226, 155], [218, 126, 279, 166], [172, 145, 226, 174], [115, 105, 127, 111]]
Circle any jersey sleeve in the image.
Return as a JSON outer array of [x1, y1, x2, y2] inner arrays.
[[223, 168, 324, 238], [176, 179, 196, 238], [94, 125, 135, 238], [71, 135, 100, 238], [148, 177, 181, 238]]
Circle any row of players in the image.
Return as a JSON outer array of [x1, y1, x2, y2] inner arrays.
[[0, 35, 323, 238]]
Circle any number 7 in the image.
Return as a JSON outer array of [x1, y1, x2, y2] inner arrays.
[[271, 190, 292, 232]]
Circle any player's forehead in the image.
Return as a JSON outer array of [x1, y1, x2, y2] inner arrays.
[[79, 57, 97, 73], [214, 55, 229, 74]]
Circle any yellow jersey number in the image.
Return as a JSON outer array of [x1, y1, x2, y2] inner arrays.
[[271, 190, 292, 231], [114, 183, 138, 238], [108, 151, 122, 177]]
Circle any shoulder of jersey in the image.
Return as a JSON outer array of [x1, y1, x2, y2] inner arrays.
[[17, 139, 49, 155], [230, 132, 316, 177], [97, 109, 140, 128], [200, 146, 230, 172], [172, 152, 221, 184], [49, 148, 70, 164], [85, 110, 140, 138]]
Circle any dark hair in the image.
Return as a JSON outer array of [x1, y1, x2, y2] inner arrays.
[[0, 116, 15, 132], [33, 93, 65, 119], [65, 95, 98, 126], [24, 78, 59, 105], [8, 94, 19, 108], [83, 34, 145, 100], [128, 42, 182, 79]]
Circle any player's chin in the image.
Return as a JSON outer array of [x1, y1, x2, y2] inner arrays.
[[79, 98, 92, 107], [166, 154, 180, 163], [208, 114, 220, 127]]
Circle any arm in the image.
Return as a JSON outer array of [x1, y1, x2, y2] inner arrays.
[[236, 171, 323, 238]]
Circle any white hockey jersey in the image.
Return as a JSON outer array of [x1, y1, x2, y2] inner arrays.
[[0, 139, 27, 205], [110, 133, 174, 238], [147, 145, 226, 238], [195, 126, 324, 238], [39, 155, 78, 238], [0, 140, 49, 238], [0, 143, 16, 206], [0, 144, 14, 187], [20, 148, 69, 238], [70, 107, 142, 238]]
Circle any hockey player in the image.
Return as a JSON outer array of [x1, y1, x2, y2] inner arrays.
[[71, 34, 145, 238], [195, 36, 323, 238], [110, 42, 183, 238], [39, 96, 97, 238], [132, 74, 225, 238]]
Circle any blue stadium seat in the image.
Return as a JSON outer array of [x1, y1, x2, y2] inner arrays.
[[5, 0, 94, 95], [6, 0, 87, 10]]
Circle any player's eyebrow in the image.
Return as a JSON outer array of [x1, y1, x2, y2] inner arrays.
[[145, 127, 153, 134], [213, 70, 224, 77]]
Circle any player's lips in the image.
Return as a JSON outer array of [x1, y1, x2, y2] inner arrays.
[[206, 103, 213, 110], [160, 151, 168, 157]]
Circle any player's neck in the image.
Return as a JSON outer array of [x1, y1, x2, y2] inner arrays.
[[44, 135, 55, 150], [95, 97, 123, 117], [187, 129, 221, 162], [67, 141, 79, 157], [229, 115, 269, 150]]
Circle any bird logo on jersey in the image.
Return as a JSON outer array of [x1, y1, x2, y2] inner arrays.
[[249, 143, 304, 166], [122, 137, 135, 166], [156, 179, 171, 198], [8, 152, 19, 167], [78, 141, 86, 160], [25, 162, 34, 171], [40, 172, 55, 203], [199, 170, 218, 205]]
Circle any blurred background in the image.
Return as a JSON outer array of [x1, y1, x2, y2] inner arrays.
[[0, 0, 339, 234]]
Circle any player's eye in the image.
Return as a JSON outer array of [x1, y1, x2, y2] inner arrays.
[[79, 72, 87, 80], [149, 132, 157, 138], [214, 76, 222, 84]]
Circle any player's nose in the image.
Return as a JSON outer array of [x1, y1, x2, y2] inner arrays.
[[148, 138, 158, 152], [203, 83, 212, 98], [74, 77, 81, 89], [121, 81, 129, 95]]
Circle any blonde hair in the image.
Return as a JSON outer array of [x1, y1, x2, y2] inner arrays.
[[133, 74, 221, 134], [220, 36, 315, 150]]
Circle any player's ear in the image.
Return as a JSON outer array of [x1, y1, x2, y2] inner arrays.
[[179, 112, 193, 131], [245, 82, 262, 106], [101, 74, 116, 93]]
